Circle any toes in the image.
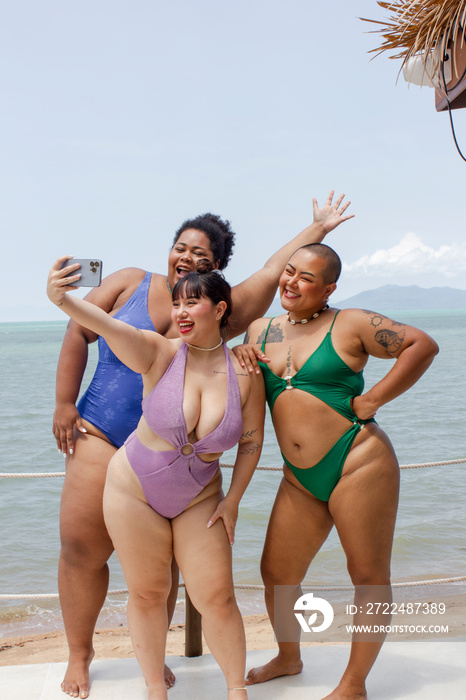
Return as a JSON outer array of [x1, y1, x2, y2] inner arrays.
[[245, 670, 257, 685], [61, 682, 76, 696], [61, 681, 88, 698], [164, 664, 176, 689]]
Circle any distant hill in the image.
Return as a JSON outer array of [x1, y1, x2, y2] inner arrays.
[[336, 285, 466, 311], [267, 285, 466, 315]]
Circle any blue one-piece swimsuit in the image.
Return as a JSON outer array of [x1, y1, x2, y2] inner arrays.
[[77, 271, 156, 447]]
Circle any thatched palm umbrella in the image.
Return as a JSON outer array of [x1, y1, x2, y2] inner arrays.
[[362, 1, 466, 79]]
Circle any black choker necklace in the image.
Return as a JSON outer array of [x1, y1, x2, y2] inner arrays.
[[287, 305, 329, 325]]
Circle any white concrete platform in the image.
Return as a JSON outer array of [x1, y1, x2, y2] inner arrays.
[[0, 643, 465, 700]]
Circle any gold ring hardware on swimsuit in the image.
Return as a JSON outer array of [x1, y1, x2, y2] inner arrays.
[[284, 375, 293, 390], [287, 304, 328, 325]]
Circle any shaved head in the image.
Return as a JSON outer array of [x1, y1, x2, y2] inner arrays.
[[293, 243, 341, 284]]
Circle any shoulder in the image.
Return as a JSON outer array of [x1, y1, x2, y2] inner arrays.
[[331, 308, 438, 359], [247, 316, 269, 334], [342, 309, 438, 354], [75, 267, 139, 307], [144, 336, 182, 381], [105, 266, 147, 280], [81, 267, 149, 312], [96, 267, 148, 295], [163, 337, 184, 360], [102, 267, 167, 287], [253, 315, 287, 345], [332, 307, 399, 332], [146, 271, 170, 294], [332, 307, 363, 320], [247, 315, 286, 343], [337, 309, 427, 339]]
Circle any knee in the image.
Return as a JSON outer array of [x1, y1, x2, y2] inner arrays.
[[129, 579, 172, 609], [60, 534, 92, 564], [260, 559, 279, 588], [60, 533, 111, 569], [346, 559, 391, 587], [192, 579, 236, 617], [260, 557, 300, 589]]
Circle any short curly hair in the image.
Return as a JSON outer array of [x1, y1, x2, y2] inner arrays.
[[172, 213, 236, 270]]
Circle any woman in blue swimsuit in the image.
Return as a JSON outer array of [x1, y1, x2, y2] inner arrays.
[[53, 193, 354, 698], [237, 243, 439, 700]]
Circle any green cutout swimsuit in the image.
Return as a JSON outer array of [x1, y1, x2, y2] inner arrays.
[[258, 311, 375, 501]]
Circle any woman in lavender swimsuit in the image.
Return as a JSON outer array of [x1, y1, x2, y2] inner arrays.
[[48, 258, 265, 700], [53, 194, 353, 698]]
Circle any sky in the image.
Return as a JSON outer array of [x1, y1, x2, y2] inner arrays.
[[1, 0, 465, 322]]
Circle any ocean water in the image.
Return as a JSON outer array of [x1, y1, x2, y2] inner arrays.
[[0, 311, 465, 637]]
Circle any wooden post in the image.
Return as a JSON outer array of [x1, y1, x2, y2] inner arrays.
[[185, 589, 202, 657]]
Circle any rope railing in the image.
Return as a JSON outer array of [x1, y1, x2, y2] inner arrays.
[[1, 575, 465, 601], [0, 472, 66, 478], [1, 457, 465, 479]]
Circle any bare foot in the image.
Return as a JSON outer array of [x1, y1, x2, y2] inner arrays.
[[228, 690, 247, 698], [164, 663, 175, 689], [321, 682, 367, 700], [61, 650, 95, 698], [245, 654, 303, 685]]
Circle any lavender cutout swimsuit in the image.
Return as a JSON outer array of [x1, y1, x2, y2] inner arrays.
[[124, 342, 243, 518]]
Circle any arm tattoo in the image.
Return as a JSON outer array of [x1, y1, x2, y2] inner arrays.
[[362, 310, 406, 354], [243, 329, 250, 343], [375, 328, 406, 354], [240, 428, 257, 440], [238, 442, 261, 456], [256, 322, 284, 346], [363, 310, 404, 328]]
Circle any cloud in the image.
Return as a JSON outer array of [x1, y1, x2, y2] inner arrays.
[[343, 233, 466, 278]]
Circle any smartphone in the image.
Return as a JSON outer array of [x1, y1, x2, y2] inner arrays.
[[60, 259, 103, 287]]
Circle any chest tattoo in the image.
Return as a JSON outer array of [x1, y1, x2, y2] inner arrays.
[[257, 322, 284, 346]]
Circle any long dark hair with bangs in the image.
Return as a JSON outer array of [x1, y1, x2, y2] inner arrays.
[[172, 259, 232, 328]]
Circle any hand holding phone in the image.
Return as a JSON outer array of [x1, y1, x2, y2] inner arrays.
[[59, 259, 103, 287]]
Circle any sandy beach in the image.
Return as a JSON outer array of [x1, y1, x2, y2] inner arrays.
[[0, 614, 277, 666], [2, 593, 465, 668]]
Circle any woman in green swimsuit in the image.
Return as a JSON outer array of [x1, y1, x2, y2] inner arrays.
[[237, 243, 439, 700]]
